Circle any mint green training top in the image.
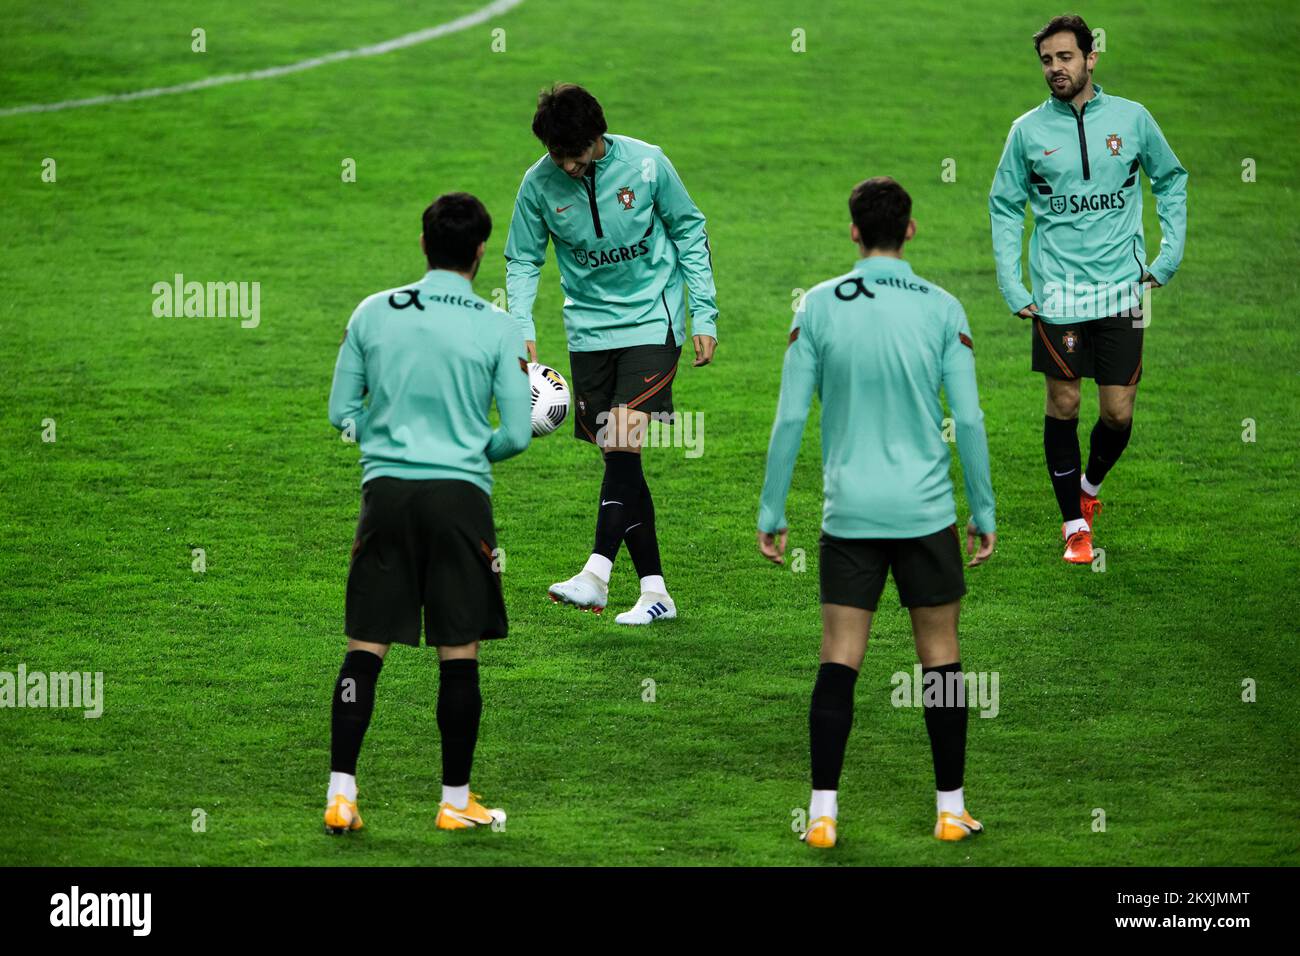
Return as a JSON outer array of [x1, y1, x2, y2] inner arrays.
[[758, 257, 996, 539], [989, 84, 1188, 322], [504, 133, 718, 352], [329, 270, 532, 493]]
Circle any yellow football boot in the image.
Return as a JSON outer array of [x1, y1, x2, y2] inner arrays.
[[324, 794, 364, 835], [801, 815, 837, 848], [436, 793, 504, 830], [934, 809, 984, 841]]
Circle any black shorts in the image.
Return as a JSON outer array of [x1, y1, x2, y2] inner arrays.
[[345, 477, 507, 647], [819, 525, 967, 611], [1032, 314, 1144, 386], [568, 323, 681, 444]]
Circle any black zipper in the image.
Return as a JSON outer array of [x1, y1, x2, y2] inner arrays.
[[1073, 101, 1091, 181], [583, 163, 603, 238]]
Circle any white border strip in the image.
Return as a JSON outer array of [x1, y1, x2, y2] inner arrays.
[[0, 0, 525, 118]]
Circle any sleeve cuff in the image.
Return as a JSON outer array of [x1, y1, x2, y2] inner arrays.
[[1147, 263, 1174, 286], [691, 314, 718, 340], [1003, 289, 1034, 314]]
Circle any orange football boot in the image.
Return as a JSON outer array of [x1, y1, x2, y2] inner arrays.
[[1063, 526, 1093, 564], [1080, 491, 1103, 530]]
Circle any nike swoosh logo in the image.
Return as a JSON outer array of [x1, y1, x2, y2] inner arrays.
[[555, 204, 573, 213], [1053, 469, 1076, 477], [642, 372, 660, 383], [1044, 147, 1062, 155], [441, 807, 488, 825], [601, 500, 623, 506]]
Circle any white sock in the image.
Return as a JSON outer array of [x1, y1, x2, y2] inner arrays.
[[640, 574, 667, 596], [582, 553, 612, 584], [328, 772, 357, 802], [1063, 517, 1089, 537], [810, 789, 838, 821], [442, 783, 470, 809], [1080, 474, 1102, 497], [937, 787, 964, 816]]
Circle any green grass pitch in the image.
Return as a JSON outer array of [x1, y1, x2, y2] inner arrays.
[[1, 0, 1297, 866]]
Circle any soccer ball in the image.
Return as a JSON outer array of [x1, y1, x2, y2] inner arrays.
[[528, 362, 570, 437]]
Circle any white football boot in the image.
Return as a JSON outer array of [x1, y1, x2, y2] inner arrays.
[[547, 570, 609, 613], [615, 592, 677, 626]]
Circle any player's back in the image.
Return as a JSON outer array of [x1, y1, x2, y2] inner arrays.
[[336, 270, 521, 492], [803, 256, 963, 538]]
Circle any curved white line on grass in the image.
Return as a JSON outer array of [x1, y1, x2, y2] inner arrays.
[[0, 0, 525, 118]]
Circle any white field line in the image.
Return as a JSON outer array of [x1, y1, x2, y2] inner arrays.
[[0, 0, 525, 118]]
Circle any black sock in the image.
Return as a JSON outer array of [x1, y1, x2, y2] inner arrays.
[[624, 474, 663, 580], [921, 662, 968, 792], [1085, 417, 1132, 489], [330, 649, 383, 775], [592, 451, 642, 562], [1043, 415, 1083, 521], [437, 658, 482, 788], [809, 662, 858, 791]]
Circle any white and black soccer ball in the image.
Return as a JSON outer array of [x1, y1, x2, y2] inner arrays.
[[528, 362, 570, 437]]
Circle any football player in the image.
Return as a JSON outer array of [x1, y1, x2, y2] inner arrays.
[[989, 14, 1187, 563], [505, 83, 718, 625], [324, 193, 531, 834], [758, 177, 997, 847]]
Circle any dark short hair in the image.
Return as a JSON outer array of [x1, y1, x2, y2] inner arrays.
[[531, 83, 607, 156], [848, 177, 912, 252], [422, 193, 491, 271], [1034, 13, 1093, 56]]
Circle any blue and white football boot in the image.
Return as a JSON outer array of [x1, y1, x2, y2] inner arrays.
[[614, 592, 677, 626]]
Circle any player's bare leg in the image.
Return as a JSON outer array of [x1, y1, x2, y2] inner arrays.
[[325, 638, 390, 833], [803, 603, 872, 848], [1080, 383, 1137, 531], [1044, 376, 1092, 563], [910, 600, 982, 840], [820, 603, 872, 668]]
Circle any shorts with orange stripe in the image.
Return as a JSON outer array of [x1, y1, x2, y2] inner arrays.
[[568, 323, 682, 445], [1031, 314, 1144, 386]]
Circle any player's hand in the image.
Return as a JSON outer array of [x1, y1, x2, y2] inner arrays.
[[1015, 303, 1039, 320], [966, 521, 996, 567], [525, 340, 538, 363], [692, 334, 717, 367], [757, 528, 788, 565], [1141, 272, 1162, 289]]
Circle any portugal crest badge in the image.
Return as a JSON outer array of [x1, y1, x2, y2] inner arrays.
[[1063, 330, 1079, 353], [1050, 195, 1066, 215], [1105, 133, 1122, 156], [616, 186, 635, 210]]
